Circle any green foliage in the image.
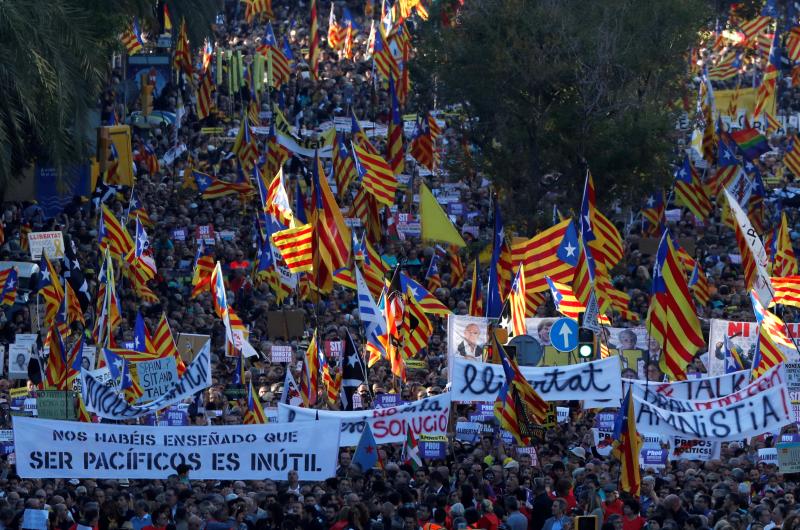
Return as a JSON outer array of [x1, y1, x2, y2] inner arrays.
[[0, 0, 219, 193], [414, 0, 709, 232]]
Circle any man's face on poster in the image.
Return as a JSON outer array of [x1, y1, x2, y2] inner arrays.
[[538, 322, 552, 345], [464, 324, 480, 348]]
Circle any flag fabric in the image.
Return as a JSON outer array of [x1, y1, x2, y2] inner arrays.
[[373, 27, 400, 81], [121, 18, 144, 55], [233, 116, 260, 172], [0, 268, 17, 306], [244, 382, 268, 424], [193, 170, 252, 199], [191, 242, 215, 298], [493, 334, 548, 445], [281, 365, 303, 406], [386, 80, 405, 176], [399, 273, 450, 315], [265, 122, 290, 178], [730, 126, 770, 161], [486, 200, 505, 319], [243, 0, 274, 22], [646, 232, 705, 381], [419, 183, 466, 247], [328, 3, 342, 49], [320, 351, 342, 407], [38, 255, 64, 325], [710, 138, 742, 198], [271, 223, 314, 273], [300, 331, 319, 406], [751, 290, 792, 378], [257, 23, 291, 88], [341, 329, 367, 410], [163, 4, 172, 32], [384, 281, 406, 381], [44, 326, 69, 390], [210, 262, 258, 358], [773, 212, 798, 277], [128, 189, 153, 228], [784, 135, 800, 177], [127, 217, 157, 280], [402, 428, 423, 470], [546, 275, 585, 322], [611, 389, 643, 497], [688, 263, 710, 307], [93, 251, 122, 347], [508, 266, 529, 336], [788, 25, 800, 61], [356, 267, 388, 366], [402, 286, 432, 359], [469, 259, 483, 317], [333, 134, 358, 198], [173, 19, 192, 75], [352, 113, 379, 155], [196, 68, 216, 119], [751, 289, 795, 348], [310, 154, 351, 293], [99, 205, 134, 260], [771, 275, 800, 308], [352, 423, 379, 472], [309, 0, 321, 80], [352, 142, 398, 207], [754, 28, 781, 118], [152, 313, 186, 377], [511, 219, 579, 299], [450, 248, 466, 287], [263, 168, 294, 227], [674, 157, 712, 220], [425, 253, 442, 293], [641, 190, 665, 236], [572, 236, 596, 308], [133, 312, 154, 354], [410, 115, 435, 170]]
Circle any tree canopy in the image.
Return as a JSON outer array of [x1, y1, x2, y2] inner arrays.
[[414, 0, 710, 232], [0, 0, 218, 192]]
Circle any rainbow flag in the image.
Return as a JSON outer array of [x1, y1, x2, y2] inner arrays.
[[730, 127, 769, 161]]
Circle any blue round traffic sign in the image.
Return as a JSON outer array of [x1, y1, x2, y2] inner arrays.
[[549, 317, 579, 352]]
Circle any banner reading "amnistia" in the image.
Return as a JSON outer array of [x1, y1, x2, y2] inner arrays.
[[12, 417, 339, 481]]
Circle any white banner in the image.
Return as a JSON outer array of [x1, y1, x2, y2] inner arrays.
[[633, 375, 792, 441], [724, 189, 774, 306], [278, 393, 450, 446], [81, 342, 211, 419], [627, 370, 749, 401], [707, 319, 800, 375], [450, 355, 622, 403], [12, 417, 338, 481]]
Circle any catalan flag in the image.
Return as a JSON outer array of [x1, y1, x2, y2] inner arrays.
[[44, 325, 69, 390], [309, 0, 321, 80], [751, 289, 794, 349], [572, 236, 596, 307], [403, 286, 432, 359], [196, 68, 216, 120], [351, 112, 379, 155], [507, 266, 528, 336], [301, 331, 319, 406], [384, 283, 406, 381], [410, 114, 435, 170], [271, 223, 314, 273], [99, 205, 134, 260], [751, 290, 792, 378], [233, 115, 260, 172], [674, 157, 712, 220], [386, 79, 405, 176], [771, 275, 800, 309], [320, 351, 342, 407], [120, 18, 144, 55], [646, 232, 705, 381], [711, 139, 742, 198], [546, 275, 584, 322], [352, 142, 398, 207], [450, 248, 465, 288], [787, 24, 800, 61], [93, 251, 122, 347], [38, 255, 64, 325], [399, 273, 450, 315], [310, 153, 351, 293], [162, 4, 172, 32], [257, 22, 291, 88], [754, 27, 781, 118], [493, 334, 548, 445], [243, 0, 274, 23], [641, 190, 665, 237], [469, 258, 483, 317], [193, 170, 252, 199], [511, 219, 579, 296], [611, 389, 643, 497], [152, 312, 185, 377], [244, 382, 268, 424], [425, 253, 442, 293], [333, 134, 358, 198], [264, 168, 294, 227], [688, 263, 710, 307], [191, 241, 215, 299], [0, 267, 17, 306], [327, 3, 342, 49], [173, 18, 192, 75], [739, 16, 771, 42], [784, 135, 800, 178], [127, 217, 157, 280], [353, 187, 382, 244], [373, 27, 400, 82]]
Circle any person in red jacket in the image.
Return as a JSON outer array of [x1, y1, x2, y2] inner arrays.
[[475, 500, 500, 530], [602, 486, 624, 523]]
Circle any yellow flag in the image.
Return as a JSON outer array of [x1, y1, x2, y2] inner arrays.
[[419, 183, 466, 248]]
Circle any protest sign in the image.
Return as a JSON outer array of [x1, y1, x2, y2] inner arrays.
[[707, 319, 800, 375], [0, 429, 14, 455], [194, 224, 215, 245], [450, 355, 621, 403], [777, 442, 800, 473], [420, 441, 446, 459], [455, 421, 493, 443], [447, 315, 490, 369], [324, 340, 344, 359], [143, 407, 189, 427], [175, 334, 210, 362], [8, 343, 31, 380], [28, 231, 64, 260], [81, 341, 211, 420], [640, 448, 668, 469], [279, 393, 451, 446], [36, 391, 75, 420], [21, 509, 49, 530], [758, 448, 778, 465], [786, 363, 800, 422], [634, 381, 792, 441], [12, 416, 338, 481], [628, 370, 749, 402], [271, 345, 293, 363], [669, 437, 720, 461], [136, 357, 178, 402], [373, 394, 401, 409]]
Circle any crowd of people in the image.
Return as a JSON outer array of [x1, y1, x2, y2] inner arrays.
[[1, 1, 800, 530]]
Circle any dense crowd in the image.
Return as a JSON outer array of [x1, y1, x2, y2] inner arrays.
[[1, 1, 800, 530]]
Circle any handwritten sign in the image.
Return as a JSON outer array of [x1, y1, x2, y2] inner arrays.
[[136, 357, 178, 402]]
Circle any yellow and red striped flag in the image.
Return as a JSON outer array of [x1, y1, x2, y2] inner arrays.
[[403, 286, 431, 359], [611, 389, 643, 497], [352, 142, 398, 207], [754, 29, 781, 118], [688, 263, 710, 307], [545, 276, 584, 322], [468, 258, 483, 317], [309, 0, 321, 80], [152, 313, 186, 377], [674, 158, 712, 220], [196, 68, 216, 120], [508, 266, 528, 336], [173, 19, 192, 75], [301, 331, 319, 406], [773, 212, 799, 277], [244, 382, 268, 424], [271, 223, 314, 273], [120, 18, 144, 55], [770, 276, 800, 309]]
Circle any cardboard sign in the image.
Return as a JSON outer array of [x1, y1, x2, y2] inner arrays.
[[175, 334, 210, 362], [28, 231, 65, 260], [136, 357, 178, 402], [266, 310, 305, 339], [271, 345, 293, 363]]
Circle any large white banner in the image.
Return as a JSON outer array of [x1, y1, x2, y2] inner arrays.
[[81, 342, 211, 419], [627, 370, 749, 401], [450, 355, 622, 403], [707, 319, 800, 375], [633, 367, 792, 441], [278, 393, 450, 446], [13, 417, 338, 481]]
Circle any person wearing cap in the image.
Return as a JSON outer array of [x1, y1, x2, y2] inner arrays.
[[602, 485, 624, 523]]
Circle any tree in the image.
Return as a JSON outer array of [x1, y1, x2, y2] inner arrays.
[[0, 0, 218, 193], [414, 0, 709, 232]]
